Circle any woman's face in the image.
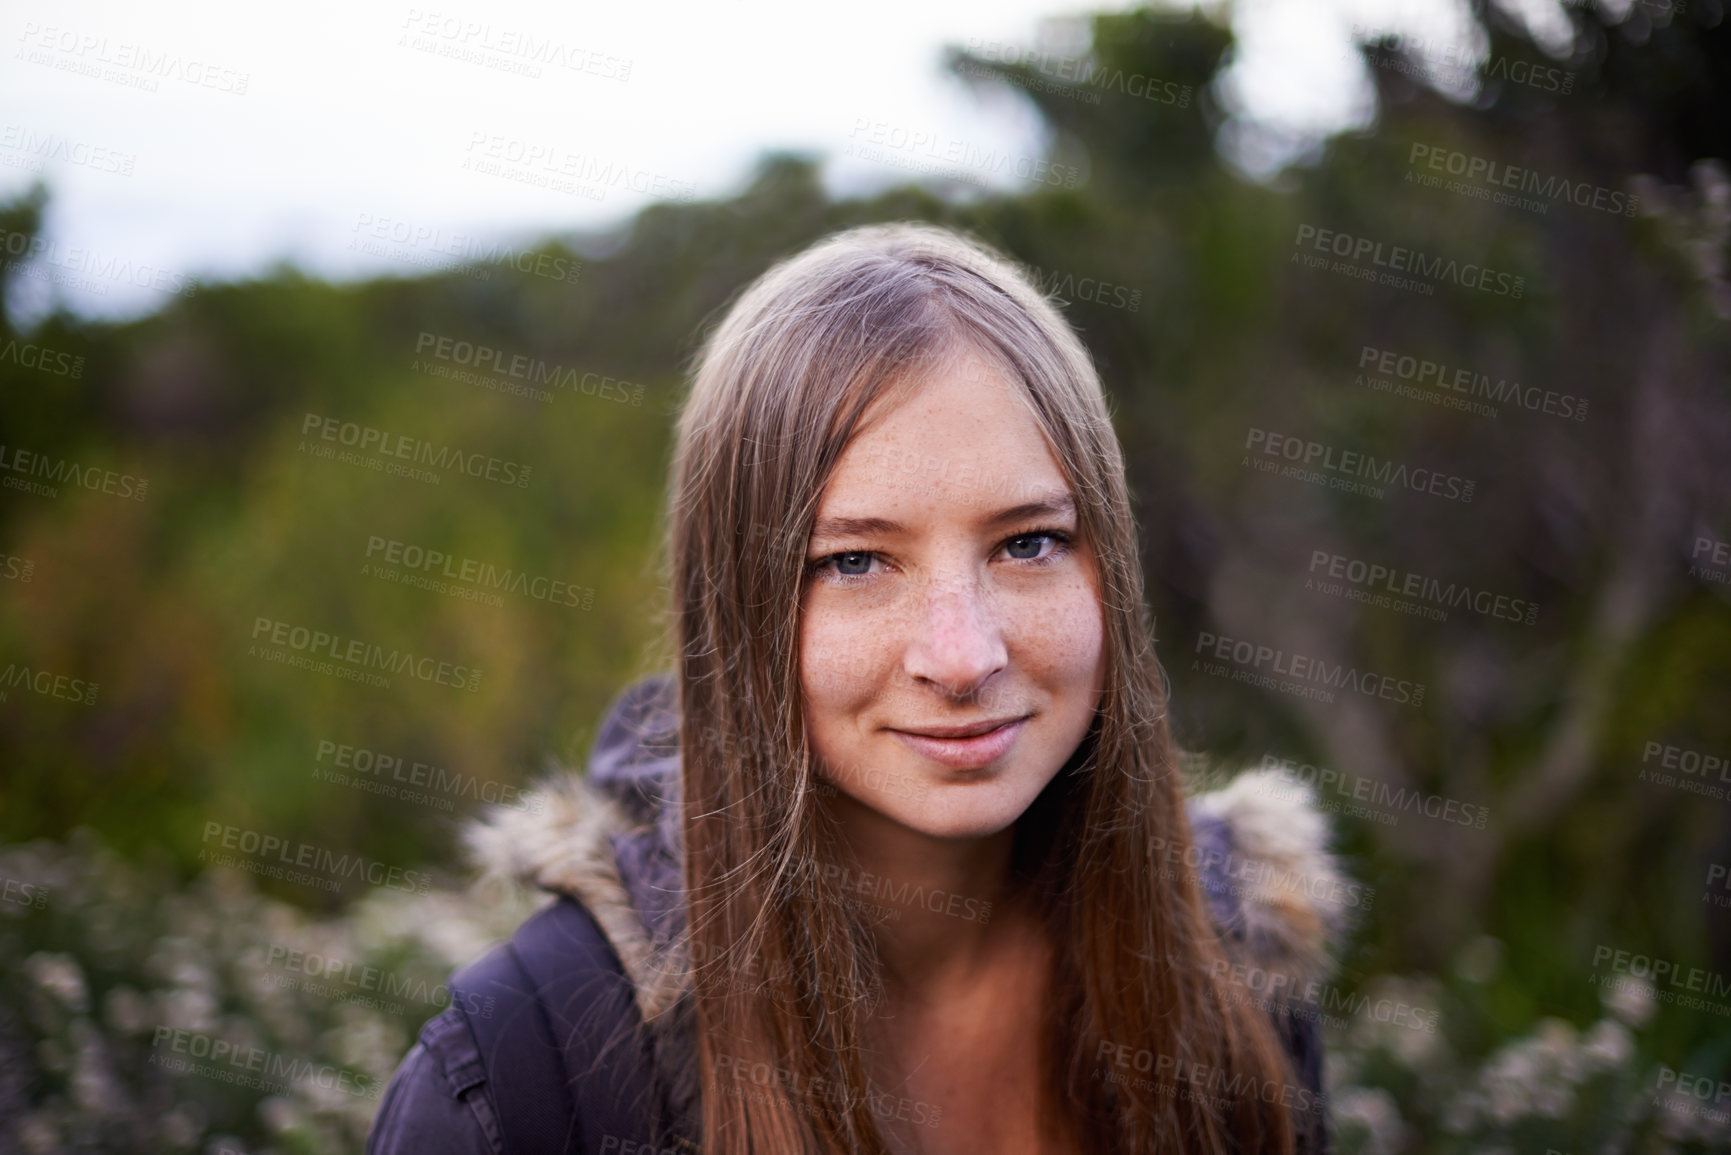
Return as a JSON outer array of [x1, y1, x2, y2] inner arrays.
[[799, 349, 1107, 841]]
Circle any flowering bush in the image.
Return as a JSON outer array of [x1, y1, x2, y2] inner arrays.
[[0, 830, 538, 1154], [5, 831, 1729, 1154], [1327, 946, 1731, 1155]]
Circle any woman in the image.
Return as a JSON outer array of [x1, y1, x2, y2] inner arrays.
[[368, 223, 1349, 1154]]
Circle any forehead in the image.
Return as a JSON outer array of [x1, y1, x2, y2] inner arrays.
[[820, 350, 1071, 518]]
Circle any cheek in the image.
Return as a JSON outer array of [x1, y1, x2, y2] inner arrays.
[[1017, 580, 1105, 689], [799, 601, 882, 720]]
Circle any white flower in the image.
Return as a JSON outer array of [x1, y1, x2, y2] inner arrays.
[[25, 952, 89, 1012], [101, 985, 151, 1036], [1486, 1069, 1532, 1124], [1581, 1019, 1633, 1072], [260, 1094, 303, 1134], [1533, 1083, 1573, 1119], [156, 1104, 202, 1147], [1331, 1086, 1408, 1155], [69, 1017, 126, 1115], [157, 986, 218, 1033], [1600, 973, 1656, 1028], [17, 1113, 60, 1155]]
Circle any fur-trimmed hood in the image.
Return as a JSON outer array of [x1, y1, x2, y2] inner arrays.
[[463, 673, 1354, 1132]]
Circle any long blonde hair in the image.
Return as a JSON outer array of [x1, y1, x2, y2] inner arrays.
[[662, 222, 1300, 1153]]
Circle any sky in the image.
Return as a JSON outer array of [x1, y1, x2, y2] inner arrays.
[[0, 0, 1576, 322]]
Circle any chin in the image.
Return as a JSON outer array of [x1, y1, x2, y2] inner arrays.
[[887, 778, 1044, 841]]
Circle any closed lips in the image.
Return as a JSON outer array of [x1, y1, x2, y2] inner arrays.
[[893, 716, 1028, 738]]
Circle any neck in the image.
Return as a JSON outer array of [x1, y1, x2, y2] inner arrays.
[[820, 789, 1036, 1002]]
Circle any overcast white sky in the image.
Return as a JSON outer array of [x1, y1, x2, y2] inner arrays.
[[0, 0, 1560, 322]]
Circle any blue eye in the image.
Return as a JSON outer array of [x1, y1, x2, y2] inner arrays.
[[805, 528, 1073, 586], [807, 551, 880, 584], [999, 528, 1074, 565]]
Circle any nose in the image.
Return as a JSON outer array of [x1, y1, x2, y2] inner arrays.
[[901, 571, 1007, 700]]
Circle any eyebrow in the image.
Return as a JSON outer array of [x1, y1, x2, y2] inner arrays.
[[809, 490, 1077, 540]]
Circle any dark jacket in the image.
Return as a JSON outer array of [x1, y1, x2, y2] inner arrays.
[[367, 673, 1349, 1154]]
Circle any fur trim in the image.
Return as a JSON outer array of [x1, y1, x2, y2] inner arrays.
[[462, 773, 688, 1023], [1189, 767, 1355, 994]]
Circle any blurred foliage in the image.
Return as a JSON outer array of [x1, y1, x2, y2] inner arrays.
[[2, 0, 1730, 1149], [0, 831, 538, 1152], [4, 826, 1727, 1155]]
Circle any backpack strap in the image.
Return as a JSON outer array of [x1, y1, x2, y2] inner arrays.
[[449, 896, 677, 1155]]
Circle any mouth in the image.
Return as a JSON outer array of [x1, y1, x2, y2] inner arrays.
[[888, 715, 1030, 770]]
